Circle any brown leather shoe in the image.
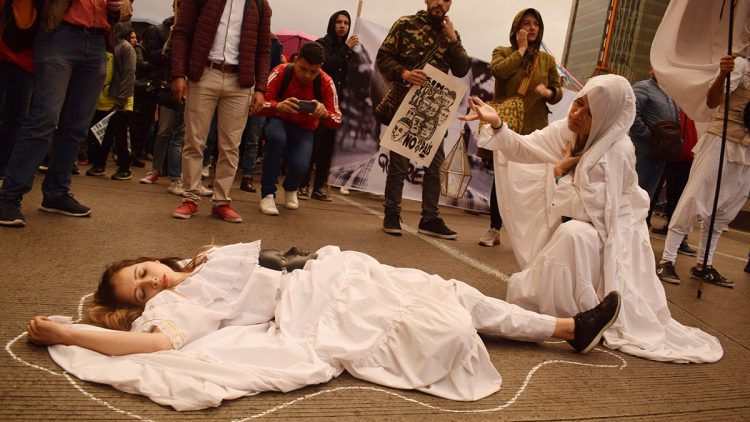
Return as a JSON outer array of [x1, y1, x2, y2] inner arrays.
[[240, 176, 256, 193]]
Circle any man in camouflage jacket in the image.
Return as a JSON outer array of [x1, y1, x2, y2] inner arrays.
[[375, 0, 470, 239]]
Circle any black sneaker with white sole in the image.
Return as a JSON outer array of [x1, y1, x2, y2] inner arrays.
[[39, 194, 92, 217], [677, 239, 697, 256], [656, 261, 681, 285], [690, 266, 734, 288], [383, 213, 402, 235], [568, 291, 621, 353], [418, 217, 457, 239], [0, 200, 25, 227]]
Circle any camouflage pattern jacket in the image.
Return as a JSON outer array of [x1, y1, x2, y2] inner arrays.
[[376, 10, 470, 86]]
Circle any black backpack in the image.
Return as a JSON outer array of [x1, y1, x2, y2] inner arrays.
[[277, 64, 322, 101]]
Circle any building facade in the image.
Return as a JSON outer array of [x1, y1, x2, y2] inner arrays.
[[562, 0, 669, 85]]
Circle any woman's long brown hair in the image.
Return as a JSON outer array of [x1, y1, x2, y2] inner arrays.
[[86, 246, 212, 331]]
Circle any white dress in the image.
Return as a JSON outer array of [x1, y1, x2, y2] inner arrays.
[[479, 75, 723, 364], [48, 241, 556, 410]]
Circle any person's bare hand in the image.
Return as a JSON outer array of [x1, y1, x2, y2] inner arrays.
[[719, 55, 736, 76], [27, 316, 69, 346], [346, 35, 360, 49], [535, 83, 551, 99], [516, 28, 528, 54], [312, 100, 328, 119], [458, 97, 502, 128], [106, 0, 123, 13], [276, 97, 300, 114], [171, 77, 187, 104], [403, 69, 428, 86], [554, 140, 581, 177], [250, 91, 265, 115], [442, 16, 458, 43]]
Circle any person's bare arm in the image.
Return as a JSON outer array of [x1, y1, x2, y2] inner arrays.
[[706, 55, 736, 108], [27, 316, 173, 356]]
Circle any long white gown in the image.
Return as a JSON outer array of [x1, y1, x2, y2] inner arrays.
[[48, 241, 557, 410], [478, 74, 723, 364]]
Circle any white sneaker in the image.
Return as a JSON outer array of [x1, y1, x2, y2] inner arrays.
[[198, 185, 213, 197], [168, 180, 185, 196], [201, 165, 210, 179], [259, 194, 279, 215], [284, 189, 299, 210], [340, 187, 350, 195], [478, 228, 501, 247]]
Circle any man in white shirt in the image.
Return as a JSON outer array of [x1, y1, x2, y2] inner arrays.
[[169, 0, 272, 223]]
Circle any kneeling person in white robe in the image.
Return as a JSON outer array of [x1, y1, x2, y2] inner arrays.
[[27, 241, 620, 410], [460, 74, 723, 364]]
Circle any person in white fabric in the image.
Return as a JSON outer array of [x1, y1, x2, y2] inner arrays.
[[26, 241, 620, 409], [655, 55, 750, 288], [459, 74, 723, 364]]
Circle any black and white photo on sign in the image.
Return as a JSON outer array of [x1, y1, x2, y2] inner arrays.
[[379, 64, 467, 168]]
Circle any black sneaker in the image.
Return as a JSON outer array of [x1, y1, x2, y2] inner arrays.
[[568, 291, 621, 353], [744, 259, 750, 274], [418, 217, 457, 239], [297, 186, 310, 200], [383, 213, 402, 235], [311, 188, 332, 202], [0, 200, 25, 227], [677, 239, 697, 256], [111, 170, 132, 180], [690, 266, 734, 288], [39, 194, 92, 217], [85, 167, 105, 177], [131, 157, 146, 168], [71, 164, 80, 175], [656, 261, 681, 285]]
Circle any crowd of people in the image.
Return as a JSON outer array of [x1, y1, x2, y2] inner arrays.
[[1, 0, 747, 411]]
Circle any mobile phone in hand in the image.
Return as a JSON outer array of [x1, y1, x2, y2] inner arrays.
[[297, 100, 316, 114]]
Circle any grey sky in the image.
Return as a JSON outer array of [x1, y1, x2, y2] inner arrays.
[[132, 0, 573, 62]]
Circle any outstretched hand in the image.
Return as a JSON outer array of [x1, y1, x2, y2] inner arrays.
[[27, 316, 69, 346], [458, 97, 502, 128]]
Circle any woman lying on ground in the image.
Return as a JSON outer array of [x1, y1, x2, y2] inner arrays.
[[459, 74, 722, 363], [28, 241, 620, 410]]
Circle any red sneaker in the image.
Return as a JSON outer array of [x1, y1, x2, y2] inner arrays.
[[172, 200, 198, 219], [211, 203, 242, 223], [139, 171, 159, 184]]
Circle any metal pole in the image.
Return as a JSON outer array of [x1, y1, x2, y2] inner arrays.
[[697, 0, 735, 299]]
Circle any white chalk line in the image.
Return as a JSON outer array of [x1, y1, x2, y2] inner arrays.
[[338, 195, 510, 282], [5, 201, 627, 420]]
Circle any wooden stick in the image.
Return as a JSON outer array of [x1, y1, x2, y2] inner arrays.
[[356, 0, 364, 18]]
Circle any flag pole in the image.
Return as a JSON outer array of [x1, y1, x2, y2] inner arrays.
[[697, 0, 735, 299], [356, 0, 364, 18]]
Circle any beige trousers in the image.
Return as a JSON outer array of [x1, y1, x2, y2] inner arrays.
[[181, 67, 253, 204]]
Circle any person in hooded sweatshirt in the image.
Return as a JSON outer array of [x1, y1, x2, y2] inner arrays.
[[477, 8, 562, 248], [461, 74, 723, 364], [298, 10, 359, 202]]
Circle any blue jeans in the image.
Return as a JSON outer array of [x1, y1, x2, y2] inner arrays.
[[151, 106, 184, 181], [260, 117, 313, 197], [0, 61, 34, 176], [635, 151, 667, 200], [239, 115, 265, 177], [0, 25, 106, 202]]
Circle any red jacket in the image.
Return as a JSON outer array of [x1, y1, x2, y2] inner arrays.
[[259, 63, 342, 132], [171, 0, 271, 91]]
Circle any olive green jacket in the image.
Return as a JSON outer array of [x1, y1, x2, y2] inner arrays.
[[489, 8, 562, 135]]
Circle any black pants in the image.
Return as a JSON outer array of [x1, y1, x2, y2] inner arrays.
[[87, 109, 131, 171], [489, 179, 503, 229], [129, 90, 157, 159], [300, 125, 336, 191]]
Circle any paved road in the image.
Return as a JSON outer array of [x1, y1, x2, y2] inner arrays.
[[1, 170, 748, 420]]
